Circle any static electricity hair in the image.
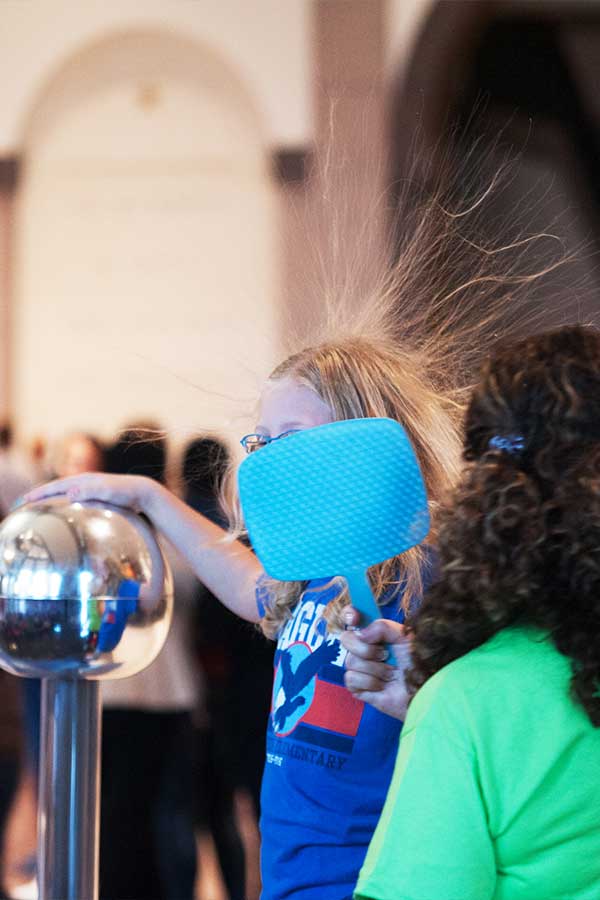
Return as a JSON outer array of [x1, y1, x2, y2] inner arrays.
[[224, 134, 587, 640], [407, 325, 600, 726]]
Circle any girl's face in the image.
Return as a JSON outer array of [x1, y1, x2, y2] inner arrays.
[[257, 376, 333, 440]]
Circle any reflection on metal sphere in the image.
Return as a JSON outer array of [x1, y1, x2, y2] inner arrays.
[[0, 497, 173, 679]]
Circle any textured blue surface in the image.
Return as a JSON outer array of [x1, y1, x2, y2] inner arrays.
[[238, 418, 430, 596]]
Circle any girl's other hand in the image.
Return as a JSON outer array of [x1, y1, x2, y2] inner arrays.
[[21, 473, 156, 515], [340, 605, 411, 720]]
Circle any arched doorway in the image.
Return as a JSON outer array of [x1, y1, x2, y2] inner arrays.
[[15, 30, 278, 445]]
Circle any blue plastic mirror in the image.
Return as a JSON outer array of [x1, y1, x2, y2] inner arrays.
[[238, 418, 430, 625]]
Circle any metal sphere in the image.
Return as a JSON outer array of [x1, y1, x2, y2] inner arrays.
[[0, 497, 173, 679]]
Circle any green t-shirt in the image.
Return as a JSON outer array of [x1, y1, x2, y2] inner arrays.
[[355, 626, 600, 900]]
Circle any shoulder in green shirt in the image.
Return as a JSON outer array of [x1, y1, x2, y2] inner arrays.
[[355, 626, 600, 900]]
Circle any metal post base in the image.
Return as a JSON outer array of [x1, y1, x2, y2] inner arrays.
[[38, 679, 101, 900]]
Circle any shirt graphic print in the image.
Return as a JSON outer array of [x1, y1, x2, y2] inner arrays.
[[268, 581, 363, 766]]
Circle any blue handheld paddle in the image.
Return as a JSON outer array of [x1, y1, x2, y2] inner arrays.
[[238, 417, 430, 625]]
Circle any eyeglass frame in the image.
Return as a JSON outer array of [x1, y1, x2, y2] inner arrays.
[[239, 430, 301, 454]]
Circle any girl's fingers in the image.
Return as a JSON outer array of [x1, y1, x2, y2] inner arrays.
[[21, 474, 131, 509], [345, 652, 394, 682], [342, 605, 361, 629], [351, 689, 409, 719], [358, 619, 406, 646], [341, 607, 407, 648], [22, 477, 81, 503], [340, 629, 390, 661], [344, 669, 389, 694]]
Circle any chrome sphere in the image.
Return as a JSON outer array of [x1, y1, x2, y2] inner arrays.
[[0, 498, 173, 679]]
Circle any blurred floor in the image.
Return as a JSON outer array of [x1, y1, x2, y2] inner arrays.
[[2, 774, 261, 900]]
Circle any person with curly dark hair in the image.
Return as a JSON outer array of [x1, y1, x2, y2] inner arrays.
[[354, 324, 600, 900]]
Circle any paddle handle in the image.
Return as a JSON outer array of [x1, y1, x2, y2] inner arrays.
[[344, 569, 381, 625], [344, 570, 395, 659]]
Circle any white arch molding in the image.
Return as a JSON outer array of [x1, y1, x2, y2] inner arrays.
[[15, 30, 280, 447], [0, 0, 311, 153]]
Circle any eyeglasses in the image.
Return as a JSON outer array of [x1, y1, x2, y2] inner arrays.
[[240, 430, 301, 454]]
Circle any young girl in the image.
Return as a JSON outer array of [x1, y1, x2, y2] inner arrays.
[[24, 335, 460, 900], [355, 325, 600, 900]]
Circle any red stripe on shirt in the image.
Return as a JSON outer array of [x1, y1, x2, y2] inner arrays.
[[302, 679, 363, 736]]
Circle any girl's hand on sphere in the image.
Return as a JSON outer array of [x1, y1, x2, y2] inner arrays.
[[20, 472, 261, 624], [21, 473, 157, 515]]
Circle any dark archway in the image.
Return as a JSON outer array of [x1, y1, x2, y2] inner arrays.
[[390, 0, 600, 321]]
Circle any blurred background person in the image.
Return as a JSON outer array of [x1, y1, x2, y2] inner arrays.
[[0, 671, 22, 900], [0, 423, 44, 900], [182, 436, 274, 900], [184, 439, 273, 827], [0, 423, 36, 518], [100, 424, 202, 900], [53, 432, 105, 479]]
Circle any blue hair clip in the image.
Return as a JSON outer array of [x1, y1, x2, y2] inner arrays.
[[488, 434, 525, 454]]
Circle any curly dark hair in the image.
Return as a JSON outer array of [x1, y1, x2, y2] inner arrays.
[[407, 325, 600, 725]]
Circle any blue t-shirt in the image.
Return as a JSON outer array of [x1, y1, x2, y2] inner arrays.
[[258, 577, 408, 900]]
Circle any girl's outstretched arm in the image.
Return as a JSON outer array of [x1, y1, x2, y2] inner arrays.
[[22, 474, 263, 623]]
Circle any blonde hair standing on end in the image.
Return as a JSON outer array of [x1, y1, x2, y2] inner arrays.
[[223, 133, 588, 640]]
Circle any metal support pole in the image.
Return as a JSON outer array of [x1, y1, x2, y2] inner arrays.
[[38, 678, 101, 900]]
